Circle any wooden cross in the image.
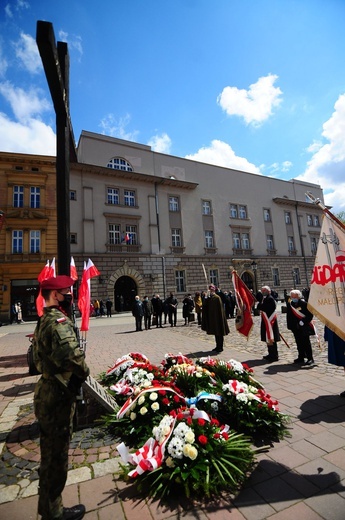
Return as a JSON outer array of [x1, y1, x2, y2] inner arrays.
[[36, 21, 77, 276]]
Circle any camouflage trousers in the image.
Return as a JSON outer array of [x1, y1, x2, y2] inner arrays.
[[34, 378, 76, 520]]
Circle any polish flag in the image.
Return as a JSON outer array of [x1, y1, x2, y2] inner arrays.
[[36, 259, 56, 316], [232, 270, 256, 339], [78, 259, 101, 331], [70, 257, 78, 281]]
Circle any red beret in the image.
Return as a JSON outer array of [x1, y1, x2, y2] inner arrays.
[[40, 275, 74, 291]]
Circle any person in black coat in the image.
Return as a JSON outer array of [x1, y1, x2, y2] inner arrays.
[[182, 294, 194, 325], [142, 296, 153, 330], [151, 294, 163, 328], [166, 292, 178, 327], [202, 284, 230, 352], [287, 289, 315, 366], [257, 285, 280, 362]]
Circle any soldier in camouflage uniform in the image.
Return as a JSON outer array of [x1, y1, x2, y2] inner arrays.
[[33, 275, 90, 520]]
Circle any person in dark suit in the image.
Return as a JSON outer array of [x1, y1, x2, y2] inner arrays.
[[257, 285, 280, 362]]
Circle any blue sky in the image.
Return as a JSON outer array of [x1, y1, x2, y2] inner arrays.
[[1, 0, 345, 212]]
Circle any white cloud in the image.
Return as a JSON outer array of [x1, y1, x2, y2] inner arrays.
[[217, 74, 283, 126], [297, 93, 345, 213], [58, 30, 83, 60], [0, 112, 56, 155], [99, 113, 139, 142], [147, 133, 171, 153], [0, 81, 51, 121], [14, 32, 42, 74], [0, 43, 8, 77], [185, 139, 261, 174], [5, 4, 13, 17]]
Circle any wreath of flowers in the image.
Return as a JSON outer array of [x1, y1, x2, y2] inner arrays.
[[100, 351, 290, 499]]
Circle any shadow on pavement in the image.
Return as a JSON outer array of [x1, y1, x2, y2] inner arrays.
[[299, 394, 345, 423]]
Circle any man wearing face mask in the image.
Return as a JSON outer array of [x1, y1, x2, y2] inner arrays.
[[33, 275, 90, 520], [257, 285, 280, 362], [287, 289, 315, 366]]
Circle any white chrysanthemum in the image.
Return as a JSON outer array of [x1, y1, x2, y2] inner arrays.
[[229, 359, 244, 373], [143, 380, 151, 388], [236, 393, 248, 403]]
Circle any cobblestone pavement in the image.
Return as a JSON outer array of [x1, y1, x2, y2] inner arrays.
[[1, 310, 345, 519]]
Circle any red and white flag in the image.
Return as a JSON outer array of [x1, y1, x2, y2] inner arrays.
[[70, 256, 78, 281], [36, 259, 56, 316], [232, 270, 256, 338], [308, 214, 345, 342], [78, 259, 100, 332]]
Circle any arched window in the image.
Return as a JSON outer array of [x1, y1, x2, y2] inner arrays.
[[107, 157, 133, 172]]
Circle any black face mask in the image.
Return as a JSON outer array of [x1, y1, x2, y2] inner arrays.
[[57, 292, 73, 310]]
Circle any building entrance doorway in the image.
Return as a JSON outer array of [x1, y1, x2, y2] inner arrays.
[[114, 276, 137, 312], [241, 272, 254, 291]]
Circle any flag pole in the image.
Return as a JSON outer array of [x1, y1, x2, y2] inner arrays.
[[306, 192, 345, 231], [279, 332, 291, 349]]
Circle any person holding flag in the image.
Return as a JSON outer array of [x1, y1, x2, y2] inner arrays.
[[287, 289, 315, 366], [257, 285, 280, 362]]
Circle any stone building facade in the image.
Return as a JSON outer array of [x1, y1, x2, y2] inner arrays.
[[0, 130, 325, 321]]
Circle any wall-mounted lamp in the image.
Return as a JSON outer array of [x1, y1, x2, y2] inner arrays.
[[251, 261, 257, 271]]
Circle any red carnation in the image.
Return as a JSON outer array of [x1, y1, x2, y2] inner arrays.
[[162, 398, 170, 406], [198, 435, 208, 445], [173, 395, 180, 402], [222, 432, 229, 440], [198, 418, 206, 426]]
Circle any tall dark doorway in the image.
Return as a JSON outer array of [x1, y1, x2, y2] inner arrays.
[[114, 276, 137, 312], [241, 272, 254, 291]]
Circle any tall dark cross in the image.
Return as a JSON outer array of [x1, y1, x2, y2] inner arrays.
[[36, 21, 77, 276]]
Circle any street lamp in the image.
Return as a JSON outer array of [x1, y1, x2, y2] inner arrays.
[[251, 261, 258, 294]]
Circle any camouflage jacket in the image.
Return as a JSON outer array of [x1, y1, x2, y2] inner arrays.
[[33, 306, 89, 382]]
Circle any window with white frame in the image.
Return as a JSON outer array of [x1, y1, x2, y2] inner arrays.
[[107, 157, 133, 171], [171, 228, 181, 247], [12, 230, 23, 253], [288, 236, 295, 251], [293, 267, 301, 285], [169, 196, 179, 212], [230, 204, 238, 218], [285, 211, 291, 224], [30, 187, 40, 208], [209, 269, 219, 287], [30, 230, 40, 253], [307, 214, 313, 226], [107, 187, 119, 205], [267, 235, 274, 250], [239, 205, 247, 219], [233, 232, 241, 249], [311, 236, 317, 254], [313, 215, 320, 227], [241, 233, 250, 249], [263, 209, 271, 222], [272, 267, 280, 286], [175, 270, 186, 292], [205, 230, 214, 248], [125, 225, 137, 245], [124, 190, 136, 207], [13, 185, 24, 208], [202, 200, 212, 215], [108, 224, 121, 245]]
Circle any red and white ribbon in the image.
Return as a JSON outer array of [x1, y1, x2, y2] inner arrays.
[[261, 311, 277, 342]]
